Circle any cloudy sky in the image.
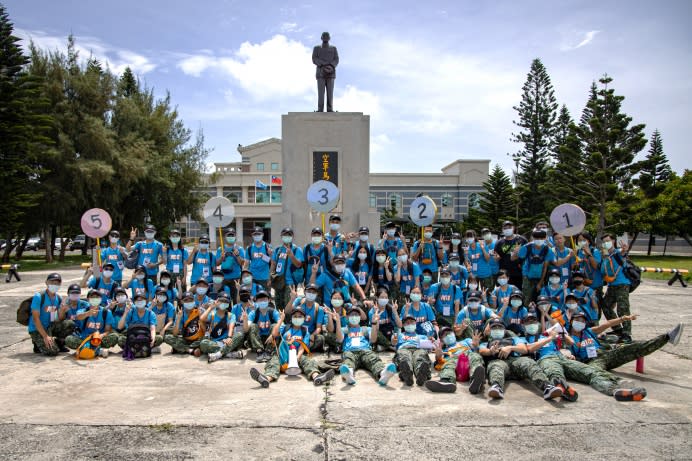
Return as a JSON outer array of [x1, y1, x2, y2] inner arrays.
[[5, 0, 691, 174]]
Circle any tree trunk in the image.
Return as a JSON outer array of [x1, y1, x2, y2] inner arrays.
[[46, 225, 56, 263], [1, 233, 13, 263], [681, 233, 692, 248], [58, 226, 66, 262], [15, 231, 30, 260], [663, 235, 669, 256], [646, 232, 654, 256]]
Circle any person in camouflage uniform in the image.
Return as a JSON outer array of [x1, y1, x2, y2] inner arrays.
[[27, 273, 74, 355], [424, 327, 486, 394], [479, 318, 563, 400]]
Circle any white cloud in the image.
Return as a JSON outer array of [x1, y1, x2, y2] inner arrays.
[[560, 30, 600, 51], [334, 85, 382, 117], [14, 28, 156, 75], [177, 35, 314, 100], [279, 22, 302, 33]]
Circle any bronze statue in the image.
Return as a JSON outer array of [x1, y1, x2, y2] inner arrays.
[[312, 32, 339, 112]]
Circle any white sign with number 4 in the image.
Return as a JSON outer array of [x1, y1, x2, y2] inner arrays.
[[203, 196, 235, 228]]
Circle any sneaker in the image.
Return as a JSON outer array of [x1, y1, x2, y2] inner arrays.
[[614, 387, 647, 401], [255, 351, 265, 363], [339, 364, 356, 385], [398, 361, 414, 386], [262, 352, 272, 363], [250, 367, 270, 388], [57, 341, 69, 353], [618, 333, 633, 344], [555, 381, 578, 402], [415, 361, 431, 386], [668, 323, 684, 346], [99, 348, 109, 358], [424, 379, 457, 393], [228, 350, 244, 359], [469, 365, 486, 395], [378, 363, 397, 386], [543, 384, 563, 400], [488, 384, 504, 399], [313, 369, 335, 386], [207, 351, 223, 363], [193, 348, 201, 357], [33, 343, 40, 354], [151, 346, 161, 354]]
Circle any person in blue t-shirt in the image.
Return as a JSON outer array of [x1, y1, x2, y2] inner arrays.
[[201, 293, 244, 363], [246, 226, 273, 290], [150, 287, 176, 346], [209, 270, 232, 301], [247, 291, 281, 362], [497, 291, 528, 335], [271, 227, 304, 313], [187, 234, 216, 286], [116, 292, 162, 350], [216, 228, 246, 300], [411, 225, 443, 279], [513, 229, 555, 303], [323, 290, 367, 352], [599, 234, 633, 342], [60, 285, 90, 344], [163, 228, 189, 291], [126, 224, 164, 284], [249, 307, 335, 388], [303, 227, 330, 285], [489, 269, 519, 311], [100, 230, 128, 284], [539, 268, 567, 312], [569, 271, 599, 326], [550, 233, 575, 284], [125, 265, 155, 302], [455, 290, 497, 335], [367, 287, 402, 350], [480, 229, 500, 284], [330, 306, 398, 386], [379, 221, 407, 262], [285, 284, 329, 351], [350, 244, 373, 296], [464, 230, 493, 290], [371, 248, 394, 293], [108, 287, 131, 332], [164, 291, 206, 355], [428, 266, 463, 327], [310, 254, 366, 310], [65, 289, 119, 354], [82, 262, 119, 306], [447, 252, 469, 291], [424, 327, 485, 394], [158, 270, 180, 308], [392, 314, 433, 386], [349, 226, 375, 266], [393, 248, 421, 306], [480, 318, 563, 400], [399, 286, 437, 338], [325, 215, 349, 257], [575, 232, 604, 316], [28, 272, 73, 355]]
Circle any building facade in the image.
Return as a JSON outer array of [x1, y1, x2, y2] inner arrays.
[[178, 137, 490, 245]]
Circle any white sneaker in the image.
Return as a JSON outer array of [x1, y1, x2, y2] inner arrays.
[[99, 348, 109, 358], [339, 364, 356, 385], [378, 363, 397, 386], [151, 346, 161, 354], [207, 351, 223, 363]]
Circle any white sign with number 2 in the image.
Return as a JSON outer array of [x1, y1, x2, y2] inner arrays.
[[409, 196, 437, 226]]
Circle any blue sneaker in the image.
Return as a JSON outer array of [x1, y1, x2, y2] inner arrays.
[[378, 363, 397, 386], [339, 364, 356, 385]]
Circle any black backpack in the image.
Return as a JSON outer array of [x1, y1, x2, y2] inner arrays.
[[17, 292, 60, 326], [122, 324, 152, 360], [613, 252, 642, 293], [125, 247, 139, 270]]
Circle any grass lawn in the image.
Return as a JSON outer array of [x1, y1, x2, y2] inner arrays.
[[2, 254, 91, 272], [629, 255, 692, 283]]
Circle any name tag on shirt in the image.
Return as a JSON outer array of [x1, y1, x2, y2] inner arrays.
[[276, 262, 283, 273], [586, 345, 598, 358], [261, 254, 271, 263], [117, 261, 124, 270], [472, 263, 478, 272], [351, 336, 362, 347], [443, 305, 451, 316], [173, 264, 180, 274], [202, 267, 210, 278], [562, 267, 570, 277], [358, 272, 366, 285], [143, 257, 151, 265]]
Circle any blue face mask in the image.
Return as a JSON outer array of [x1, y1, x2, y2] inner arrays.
[[403, 324, 416, 333], [218, 303, 229, 310], [256, 300, 269, 309], [292, 317, 305, 327], [443, 334, 457, 346], [183, 302, 195, 310]]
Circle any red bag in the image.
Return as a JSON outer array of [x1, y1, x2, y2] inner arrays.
[[455, 353, 470, 382]]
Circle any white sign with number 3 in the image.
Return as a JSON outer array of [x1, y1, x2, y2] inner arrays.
[[307, 180, 340, 213], [550, 203, 586, 237], [409, 196, 437, 226]]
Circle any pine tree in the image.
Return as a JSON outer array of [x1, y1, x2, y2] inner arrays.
[[511, 58, 558, 230], [577, 75, 647, 238], [478, 164, 515, 230]]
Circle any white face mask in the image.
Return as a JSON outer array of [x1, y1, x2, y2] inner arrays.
[[312, 236, 322, 245], [282, 236, 293, 244], [359, 234, 369, 242], [566, 303, 578, 311], [503, 228, 514, 237], [440, 277, 451, 285], [525, 323, 540, 335], [330, 223, 340, 231], [145, 231, 155, 240], [170, 236, 181, 244], [404, 324, 417, 333], [482, 233, 492, 241], [292, 317, 305, 327], [199, 243, 209, 250], [490, 329, 505, 340], [213, 276, 223, 284], [348, 315, 360, 326], [510, 299, 522, 308], [423, 231, 433, 239], [357, 253, 367, 260], [334, 264, 345, 273], [497, 278, 508, 286], [331, 298, 344, 308], [468, 301, 479, 310], [69, 293, 80, 301], [161, 278, 170, 286], [386, 229, 396, 237], [242, 276, 252, 285], [157, 295, 167, 303], [466, 238, 475, 245], [196, 287, 208, 295], [468, 283, 478, 290], [572, 321, 586, 332], [305, 292, 317, 302], [449, 260, 459, 268], [252, 235, 263, 243], [410, 293, 422, 303], [377, 298, 389, 307], [109, 237, 118, 244], [102, 270, 113, 278], [577, 240, 586, 249], [376, 255, 386, 264], [135, 300, 147, 309], [226, 236, 236, 244], [533, 239, 545, 246], [397, 255, 408, 264], [602, 241, 613, 250], [47, 284, 60, 294], [88, 297, 101, 307], [451, 238, 461, 246], [116, 295, 127, 304], [135, 274, 145, 281], [549, 277, 560, 285]]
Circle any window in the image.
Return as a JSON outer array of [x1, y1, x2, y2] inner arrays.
[[271, 191, 282, 204], [271, 162, 279, 171], [255, 191, 269, 203], [257, 162, 265, 171], [369, 193, 377, 208], [388, 193, 402, 215], [468, 192, 480, 210], [441, 193, 453, 207]]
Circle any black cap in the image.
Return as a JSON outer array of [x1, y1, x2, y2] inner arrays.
[[358, 226, 369, 233], [346, 306, 360, 315], [225, 228, 236, 236], [213, 269, 224, 276], [255, 290, 270, 299], [305, 283, 319, 292], [329, 215, 341, 222], [170, 228, 181, 235], [292, 306, 306, 316], [181, 291, 194, 300], [536, 295, 551, 304], [144, 224, 156, 231], [571, 271, 585, 279], [502, 220, 514, 227], [155, 286, 167, 295], [160, 270, 171, 278], [332, 255, 345, 263], [199, 234, 210, 243], [547, 268, 560, 277], [87, 289, 101, 298], [481, 228, 491, 234], [466, 290, 482, 301], [239, 285, 251, 293], [135, 265, 146, 273], [311, 227, 323, 235], [46, 272, 62, 282], [252, 227, 263, 235], [385, 221, 395, 228], [102, 262, 115, 270], [565, 293, 578, 301], [571, 311, 587, 320], [195, 279, 209, 286], [439, 266, 451, 275], [67, 284, 81, 294], [109, 230, 120, 237], [402, 313, 416, 322], [448, 252, 460, 261], [218, 292, 230, 302], [532, 229, 547, 239], [524, 312, 539, 322], [509, 291, 523, 300], [451, 232, 461, 238], [281, 227, 293, 235], [488, 318, 504, 328], [133, 292, 146, 300], [439, 326, 453, 338]]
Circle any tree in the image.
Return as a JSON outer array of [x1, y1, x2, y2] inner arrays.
[[655, 171, 692, 246], [574, 75, 647, 238], [511, 58, 558, 229], [477, 164, 515, 230], [0, 4, 53, 262]]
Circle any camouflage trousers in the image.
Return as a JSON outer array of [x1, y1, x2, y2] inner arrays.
[[264, 351, 319, 380], [487, 356, 549, 391], [29, 320, 75, 356], [602, 285, 631, 335], [521, 277, 542, 304], [394, 348, 431, 379], [248, 323, 273, 353], [163, 334, 202, 353], [557, 355, 622, 396], [435, 312, 457, 329], [65, 332, 119, 350], [590, 333, 669, 371], [272, 280, 291, 312], [342, 349, 386, 379], [439, 351, 485, 383], [119, 334, 163, 349], [199, 338, 236, 355]]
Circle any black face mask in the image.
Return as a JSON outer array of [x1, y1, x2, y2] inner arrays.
[[573, 280, 584, 286], [239, 293, 251, 302]]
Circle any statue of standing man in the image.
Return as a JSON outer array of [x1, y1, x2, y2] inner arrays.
[[312, 32, 339, 112]]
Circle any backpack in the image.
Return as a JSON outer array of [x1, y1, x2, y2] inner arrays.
[[455, 352, 470, 382], [208, 311, 230, 340], [75, 332, 103, 360], [125, 247, 139, 270], [122, 324, 152, 360], [183, 309, 205, 341], [613, 252, 642, 293], [527, 245, 550, 265], [93, 276, 119, 301], [377, 305, 396, 338], [17, 292, 59, 326]]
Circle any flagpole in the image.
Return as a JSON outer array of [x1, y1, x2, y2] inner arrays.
[[269, 175, 272, 204]]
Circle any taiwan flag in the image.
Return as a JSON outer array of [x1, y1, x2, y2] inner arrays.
[[271, 175, 282, 186]]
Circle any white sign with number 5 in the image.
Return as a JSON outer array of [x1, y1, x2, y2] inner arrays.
[[409, 196, 437, 226], [307, 180, 340, 213], [550, 203, 586, 237], [80, 208, 112, 238]]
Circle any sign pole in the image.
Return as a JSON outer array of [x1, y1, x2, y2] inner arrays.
[[322, 213, 326, 234], [218, 227, 224, 252], [96, 237, 102, 267]]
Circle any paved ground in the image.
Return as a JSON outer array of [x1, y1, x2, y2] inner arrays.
[[0, 268, 690, 460]]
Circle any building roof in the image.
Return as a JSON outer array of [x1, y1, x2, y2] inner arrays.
[[237, 137, 281, 154]]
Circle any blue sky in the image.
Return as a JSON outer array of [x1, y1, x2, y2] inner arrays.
[[6, 0, 691, 175]]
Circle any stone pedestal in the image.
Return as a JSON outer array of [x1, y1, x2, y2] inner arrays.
[[271, 112, 380, 245]]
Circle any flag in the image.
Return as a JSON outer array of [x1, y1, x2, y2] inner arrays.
[[255, 179, 268, 190], [271, 175, 282, 186]]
